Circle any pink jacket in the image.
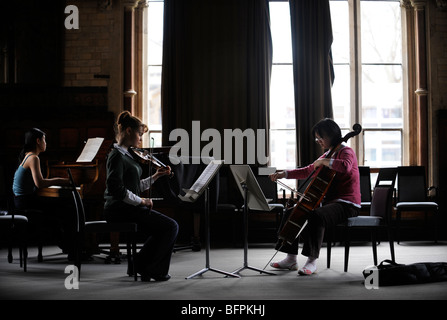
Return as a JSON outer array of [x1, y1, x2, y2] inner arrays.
[[286, 145, 361, 207]]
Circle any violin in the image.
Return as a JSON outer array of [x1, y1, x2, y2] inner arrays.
[[277, 123, 362, 246], [129, 147, 174, 178]]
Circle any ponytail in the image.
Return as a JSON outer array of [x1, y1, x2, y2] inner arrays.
[[115, 111, 148, 142]]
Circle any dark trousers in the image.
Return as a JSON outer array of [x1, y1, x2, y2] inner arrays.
[[104, 203, 179, 277], [275, 202, 359, 259]]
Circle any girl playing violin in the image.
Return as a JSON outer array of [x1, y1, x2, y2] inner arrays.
[[104, 111, 178, 281], [269, 118, 361, 275]]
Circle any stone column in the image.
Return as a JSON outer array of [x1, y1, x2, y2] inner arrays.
[[411, 0, 429, 168]]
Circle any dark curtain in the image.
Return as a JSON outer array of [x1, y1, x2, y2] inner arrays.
[[161, 0, 272, 165], [289, 0, 334, 166]]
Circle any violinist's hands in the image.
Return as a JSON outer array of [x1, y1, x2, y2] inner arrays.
[[140, 198, 153, 209], [313, 158, 330, 169], [154, 166, 172, 179], [269, 171, 286, 182]]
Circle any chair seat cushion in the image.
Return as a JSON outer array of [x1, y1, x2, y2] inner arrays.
[[85, 220, 137, 233], [395, 202, 438, 209], [217, 203, 238, 212], [0, 215, 28, 224], [347, 216, 382, 227]]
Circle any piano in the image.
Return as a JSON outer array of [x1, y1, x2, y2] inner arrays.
[[38, 139, 113, 220]]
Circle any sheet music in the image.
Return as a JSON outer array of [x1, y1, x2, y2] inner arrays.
[[178, 160, 223, 202], [76, 137, 104, 163]]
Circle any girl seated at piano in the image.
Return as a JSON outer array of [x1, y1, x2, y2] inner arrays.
[[12, 128, 73, 256], [13, 128, 70, 210], [104, 111, 178, 282]]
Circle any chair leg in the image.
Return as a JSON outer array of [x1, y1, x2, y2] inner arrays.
[[19, 247, 23, 267], [7, 245, 12, 263], [132, 234, 137, 281], [126, 235, 135, 280], [396, 210, 401, 244], [326, 228, 332, 269], [37, 243, 43, 263], [22, 245, 27, 272], [371, 230, 378, 266], [434, 209, 438, 244], [344, 229, 350, 272], [387, 226, 395, 263], [75, 233, 82, 281]]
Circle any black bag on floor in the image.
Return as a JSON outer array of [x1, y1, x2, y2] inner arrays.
[[363, 259, 447, 286]]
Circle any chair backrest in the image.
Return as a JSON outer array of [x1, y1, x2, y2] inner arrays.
[[359, 166, 372, 203], [397, 166, 427, 202], [370, 186, 394, 222], [68, 169, 86, 233], [375, 167, 397, 189]]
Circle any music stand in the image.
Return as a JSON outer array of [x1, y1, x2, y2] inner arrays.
[[230, 165, 276, 276], [181, 160, 240, 279]]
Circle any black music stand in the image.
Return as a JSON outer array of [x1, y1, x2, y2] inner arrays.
[[181, 160, 240, 279], [230, 165, 276, 276]]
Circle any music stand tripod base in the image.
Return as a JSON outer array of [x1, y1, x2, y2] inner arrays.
[[231, 182, 276, 276], [185, 188, 240, 279]]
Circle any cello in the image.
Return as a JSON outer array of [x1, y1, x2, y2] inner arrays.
[[275, 123, 362, 247]]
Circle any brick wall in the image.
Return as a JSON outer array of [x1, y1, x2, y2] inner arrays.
[[63, 0, 116, 87]]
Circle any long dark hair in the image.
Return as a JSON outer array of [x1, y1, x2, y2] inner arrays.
[[18, 128, 46, 165], [312, 118, 342, 148]]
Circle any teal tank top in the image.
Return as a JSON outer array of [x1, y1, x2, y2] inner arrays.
[[12, 154, 36, 196]]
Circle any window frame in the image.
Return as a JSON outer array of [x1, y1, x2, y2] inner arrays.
[[331, 0, 407, 168]]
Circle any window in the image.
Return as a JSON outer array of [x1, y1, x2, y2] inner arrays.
[[144, 0, 164, 148], [330, 0, 404, 168], [144, 0, 405, 169], [269, 1, 297, 195], [269, 1, 296, 171]]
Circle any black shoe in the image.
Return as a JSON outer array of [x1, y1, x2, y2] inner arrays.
[[140, 274, 171, 282]]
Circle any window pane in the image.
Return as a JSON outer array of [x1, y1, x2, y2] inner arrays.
[[269, 0, 295, 175], [330, 0, 350, 132], [364, 130, 402, 167], [270, 129, 296, 170], [332, 64, 350, 129], [362, 65, 403, 128], [270, 65, 295, 130], [147, 65, 162, 129], [147, 2, 164, 66], [269, 2, 293, 64], [361, 1, 402, 64], [329, 0, 349, 64]]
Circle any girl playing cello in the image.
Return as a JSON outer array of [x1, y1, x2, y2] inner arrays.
[[269, 118, 361, 275]]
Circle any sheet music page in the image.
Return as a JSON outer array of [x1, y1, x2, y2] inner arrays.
[[178, 160, 223, 202], [190, 161, 219, 193], [76, 137, 104, 162]]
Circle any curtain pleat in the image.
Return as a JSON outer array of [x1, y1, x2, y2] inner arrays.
[[161, 0, 272, 165], [289, 0, 334, 166]]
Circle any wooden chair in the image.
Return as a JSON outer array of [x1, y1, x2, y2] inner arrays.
[[395, 166, 438, 243], [0, 203, 29, 272], [327, 186, 396, 272]]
